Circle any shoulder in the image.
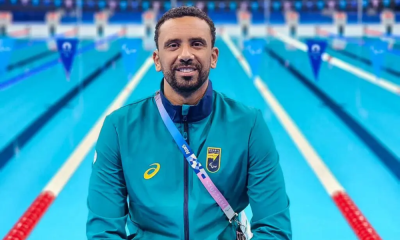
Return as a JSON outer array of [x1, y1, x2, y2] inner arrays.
[[105, 93, 155, 125], [213, 90, 261, 126]]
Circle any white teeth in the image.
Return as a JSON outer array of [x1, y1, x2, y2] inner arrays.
[[179, 68, 194, 73]]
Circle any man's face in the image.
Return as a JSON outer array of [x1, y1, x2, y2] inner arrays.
[[153, 16, 219, 96]]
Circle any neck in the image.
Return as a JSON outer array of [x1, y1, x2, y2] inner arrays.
[[163, 79, 208, 106]]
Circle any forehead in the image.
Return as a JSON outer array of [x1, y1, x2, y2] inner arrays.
[[158, 16, 211, 42]]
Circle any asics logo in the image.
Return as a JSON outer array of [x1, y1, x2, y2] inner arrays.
[[144, 163, 161, 180]]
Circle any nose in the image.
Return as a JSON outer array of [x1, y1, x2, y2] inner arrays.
[[178, 44, 194, 64]]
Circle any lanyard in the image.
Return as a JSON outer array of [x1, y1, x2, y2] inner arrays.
[[154, 91, 237, 223]]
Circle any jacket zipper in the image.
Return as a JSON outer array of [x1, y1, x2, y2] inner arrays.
[[183, 115, 189, 240]]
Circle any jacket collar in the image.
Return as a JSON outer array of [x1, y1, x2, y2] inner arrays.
[[159, 79, 213, 123]]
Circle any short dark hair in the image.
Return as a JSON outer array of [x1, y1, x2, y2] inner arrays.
[[154, 6, 216, 49]]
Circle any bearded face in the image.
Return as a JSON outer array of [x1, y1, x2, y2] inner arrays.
[[153, 16, 218, 97]]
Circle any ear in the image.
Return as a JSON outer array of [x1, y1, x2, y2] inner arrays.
[[210, 47, 219, 69], [153, 50, 162, 72]]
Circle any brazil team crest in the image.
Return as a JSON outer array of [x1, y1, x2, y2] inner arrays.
[[206, 147, 221, 173]]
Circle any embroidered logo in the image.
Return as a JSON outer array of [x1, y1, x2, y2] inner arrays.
[[206, 147, 221, 173]]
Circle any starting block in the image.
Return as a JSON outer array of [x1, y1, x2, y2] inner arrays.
[[381, 10, 395, 37], [46, 11, 63, 50], [237, 10, 251, 39], [237, 10, 251, 50], [142, 10, 156, 37], [142, 10, 156, 51], [95, 11, 110, 51], [285, 11, 299, 38], [333, 11, 347, 37], [0, 11, 12, 37]]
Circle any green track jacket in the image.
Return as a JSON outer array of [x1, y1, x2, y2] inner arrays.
[[86, 80, 292, 240]]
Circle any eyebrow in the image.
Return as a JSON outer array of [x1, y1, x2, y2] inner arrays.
[[164, 38, 181, 48], [163, 37, 208, 48], [190, 37, 207, 46]]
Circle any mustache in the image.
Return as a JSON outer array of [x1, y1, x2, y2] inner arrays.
[[173, 63, 201, 70]]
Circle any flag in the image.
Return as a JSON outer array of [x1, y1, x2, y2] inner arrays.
[[306, 39, 327, 80], [57, 38, 78, 80], [121, 38, 141, 80], [0, 37, 14, 76], [243, 38, 264, 79], [369, 41, 388, 79]]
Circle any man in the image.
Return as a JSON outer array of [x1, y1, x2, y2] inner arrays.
[[86, 6, 292, 240]]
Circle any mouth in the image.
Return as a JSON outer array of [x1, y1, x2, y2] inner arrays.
[[175, 66, 198, 77]]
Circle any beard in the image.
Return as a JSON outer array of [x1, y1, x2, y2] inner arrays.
[[162, 61, 209, 98]]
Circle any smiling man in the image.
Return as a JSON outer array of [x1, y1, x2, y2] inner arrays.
[[86, 6, 292, 240], [153, 8, 218, 106]]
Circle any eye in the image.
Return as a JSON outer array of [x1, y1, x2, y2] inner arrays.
[[193, 41, 204, 47], [168, 43, 179, 48]]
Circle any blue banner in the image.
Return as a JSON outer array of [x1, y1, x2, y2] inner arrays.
[[0, 38, 15, 76], [243, 38, 264, 79], [369, 41, 388, 79], [121, 38, 141, 80], [306, 39, 327, 81], [57, 38, 78, 79]]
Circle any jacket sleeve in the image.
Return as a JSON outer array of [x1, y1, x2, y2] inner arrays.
[[86, 115, 129, 239], [247, 110, 292, 240]]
